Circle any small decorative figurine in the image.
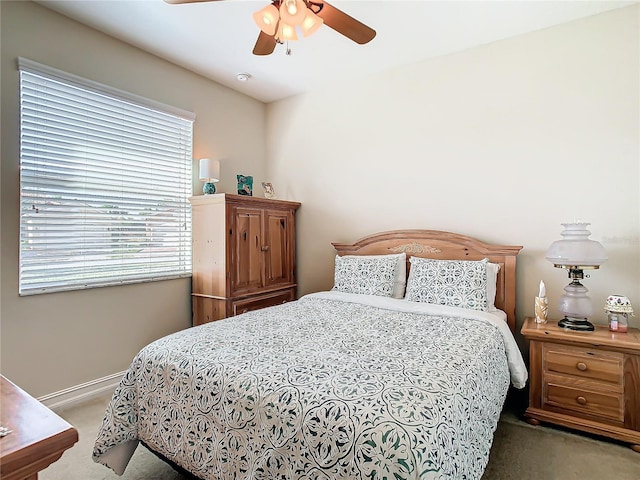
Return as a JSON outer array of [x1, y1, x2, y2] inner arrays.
[[535, 280, 548, 324]]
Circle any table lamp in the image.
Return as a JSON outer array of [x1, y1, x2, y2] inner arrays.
[[545, 222, 607, 331], [199, 158, 220, 195]]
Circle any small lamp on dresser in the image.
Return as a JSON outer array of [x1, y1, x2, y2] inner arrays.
[[199, 158, 220, 195], [545, 221, 607, 331], [605, 294, 634, 332]]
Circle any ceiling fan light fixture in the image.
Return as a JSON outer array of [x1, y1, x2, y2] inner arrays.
[[167, 0, 376, 57], [277, 21, 298, 41], [279, 0, 306, 26], [301, 8, 323, 37], [253, 4, 279, 36]]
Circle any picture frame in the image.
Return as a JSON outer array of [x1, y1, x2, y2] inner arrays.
[[237, 175, 253, 196], [261, 182, 276, 199]]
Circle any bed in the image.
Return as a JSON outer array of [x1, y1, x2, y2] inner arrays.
[[93, 230, 527, 480]]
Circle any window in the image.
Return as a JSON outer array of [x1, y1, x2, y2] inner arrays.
[[19, 58, 194, 295]]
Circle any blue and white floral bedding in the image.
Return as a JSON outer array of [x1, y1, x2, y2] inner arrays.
[[93, 291, 527, 480]]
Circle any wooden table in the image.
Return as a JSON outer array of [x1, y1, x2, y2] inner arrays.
[[0, 375, 79, 480]]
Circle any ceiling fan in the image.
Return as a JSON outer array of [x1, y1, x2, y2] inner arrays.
[[164, 0, 376, 56]]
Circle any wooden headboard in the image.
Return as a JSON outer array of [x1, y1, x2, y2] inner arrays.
[[332, 230, 523, 332]]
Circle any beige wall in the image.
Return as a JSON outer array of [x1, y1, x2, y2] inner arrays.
[[267, 6, 640, 339], [0, 1, 267, 396]]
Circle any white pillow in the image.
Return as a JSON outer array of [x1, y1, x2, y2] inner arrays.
[[405, 257, 489, 311], [486, 261, 501, 312], [389, 253, 407, 298], [332, 253, 406, 298]]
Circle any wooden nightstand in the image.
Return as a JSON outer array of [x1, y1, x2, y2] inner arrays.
[[521, 317, 640, 452]]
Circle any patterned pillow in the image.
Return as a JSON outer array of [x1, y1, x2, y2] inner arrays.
[[405, 257, 489, 311], [332, 254, 403, 297]]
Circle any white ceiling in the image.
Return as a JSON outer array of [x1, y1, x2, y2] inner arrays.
[[36, 0, 635, 103]]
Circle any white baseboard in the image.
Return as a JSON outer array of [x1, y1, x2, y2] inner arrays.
[[38, 371, 126, 412]]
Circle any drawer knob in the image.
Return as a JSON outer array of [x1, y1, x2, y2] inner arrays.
[[576, 362, 588, 371], [576, 396, 588, 406]]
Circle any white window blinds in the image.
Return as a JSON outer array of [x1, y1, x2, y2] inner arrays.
[[19, 58, 194, 295]]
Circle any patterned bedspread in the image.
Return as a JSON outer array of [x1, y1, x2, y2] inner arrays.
[[93, 292, 527, 480]]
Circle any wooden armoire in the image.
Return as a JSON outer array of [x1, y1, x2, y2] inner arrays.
[[189, 193, 301, 326]]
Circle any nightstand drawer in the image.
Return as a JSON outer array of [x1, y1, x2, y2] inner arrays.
[[545, 382, 624, 422], [543, 345, 623, 385]]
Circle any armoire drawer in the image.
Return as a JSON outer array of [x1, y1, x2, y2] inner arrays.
[[231, 289, 295, 316]]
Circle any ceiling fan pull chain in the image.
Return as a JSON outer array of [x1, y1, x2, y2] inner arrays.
[[286, 41, 292, 56]]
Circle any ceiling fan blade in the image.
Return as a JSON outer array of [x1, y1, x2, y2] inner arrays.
[[164, 0, 225, 4], [314, 1, 376, 45], [253, 31, 277, 56]]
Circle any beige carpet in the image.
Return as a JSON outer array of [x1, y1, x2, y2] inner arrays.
[[41, 393, 640, 480]]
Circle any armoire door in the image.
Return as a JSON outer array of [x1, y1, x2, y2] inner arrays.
[[230, 206, 263, 294], [263, 209, 294, 288]]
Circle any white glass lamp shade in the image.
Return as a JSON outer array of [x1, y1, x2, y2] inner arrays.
[[277, 21, 298, 41], [253, 4, 279, 36], [545, 222, 607, 269], [199, 158, 220, 182], [279, 0, 307, 26], [301, 9, 323, 37]]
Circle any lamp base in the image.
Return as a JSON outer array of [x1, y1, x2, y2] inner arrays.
[[558, 316, 595, 332], [203, 182, 217, 195]]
